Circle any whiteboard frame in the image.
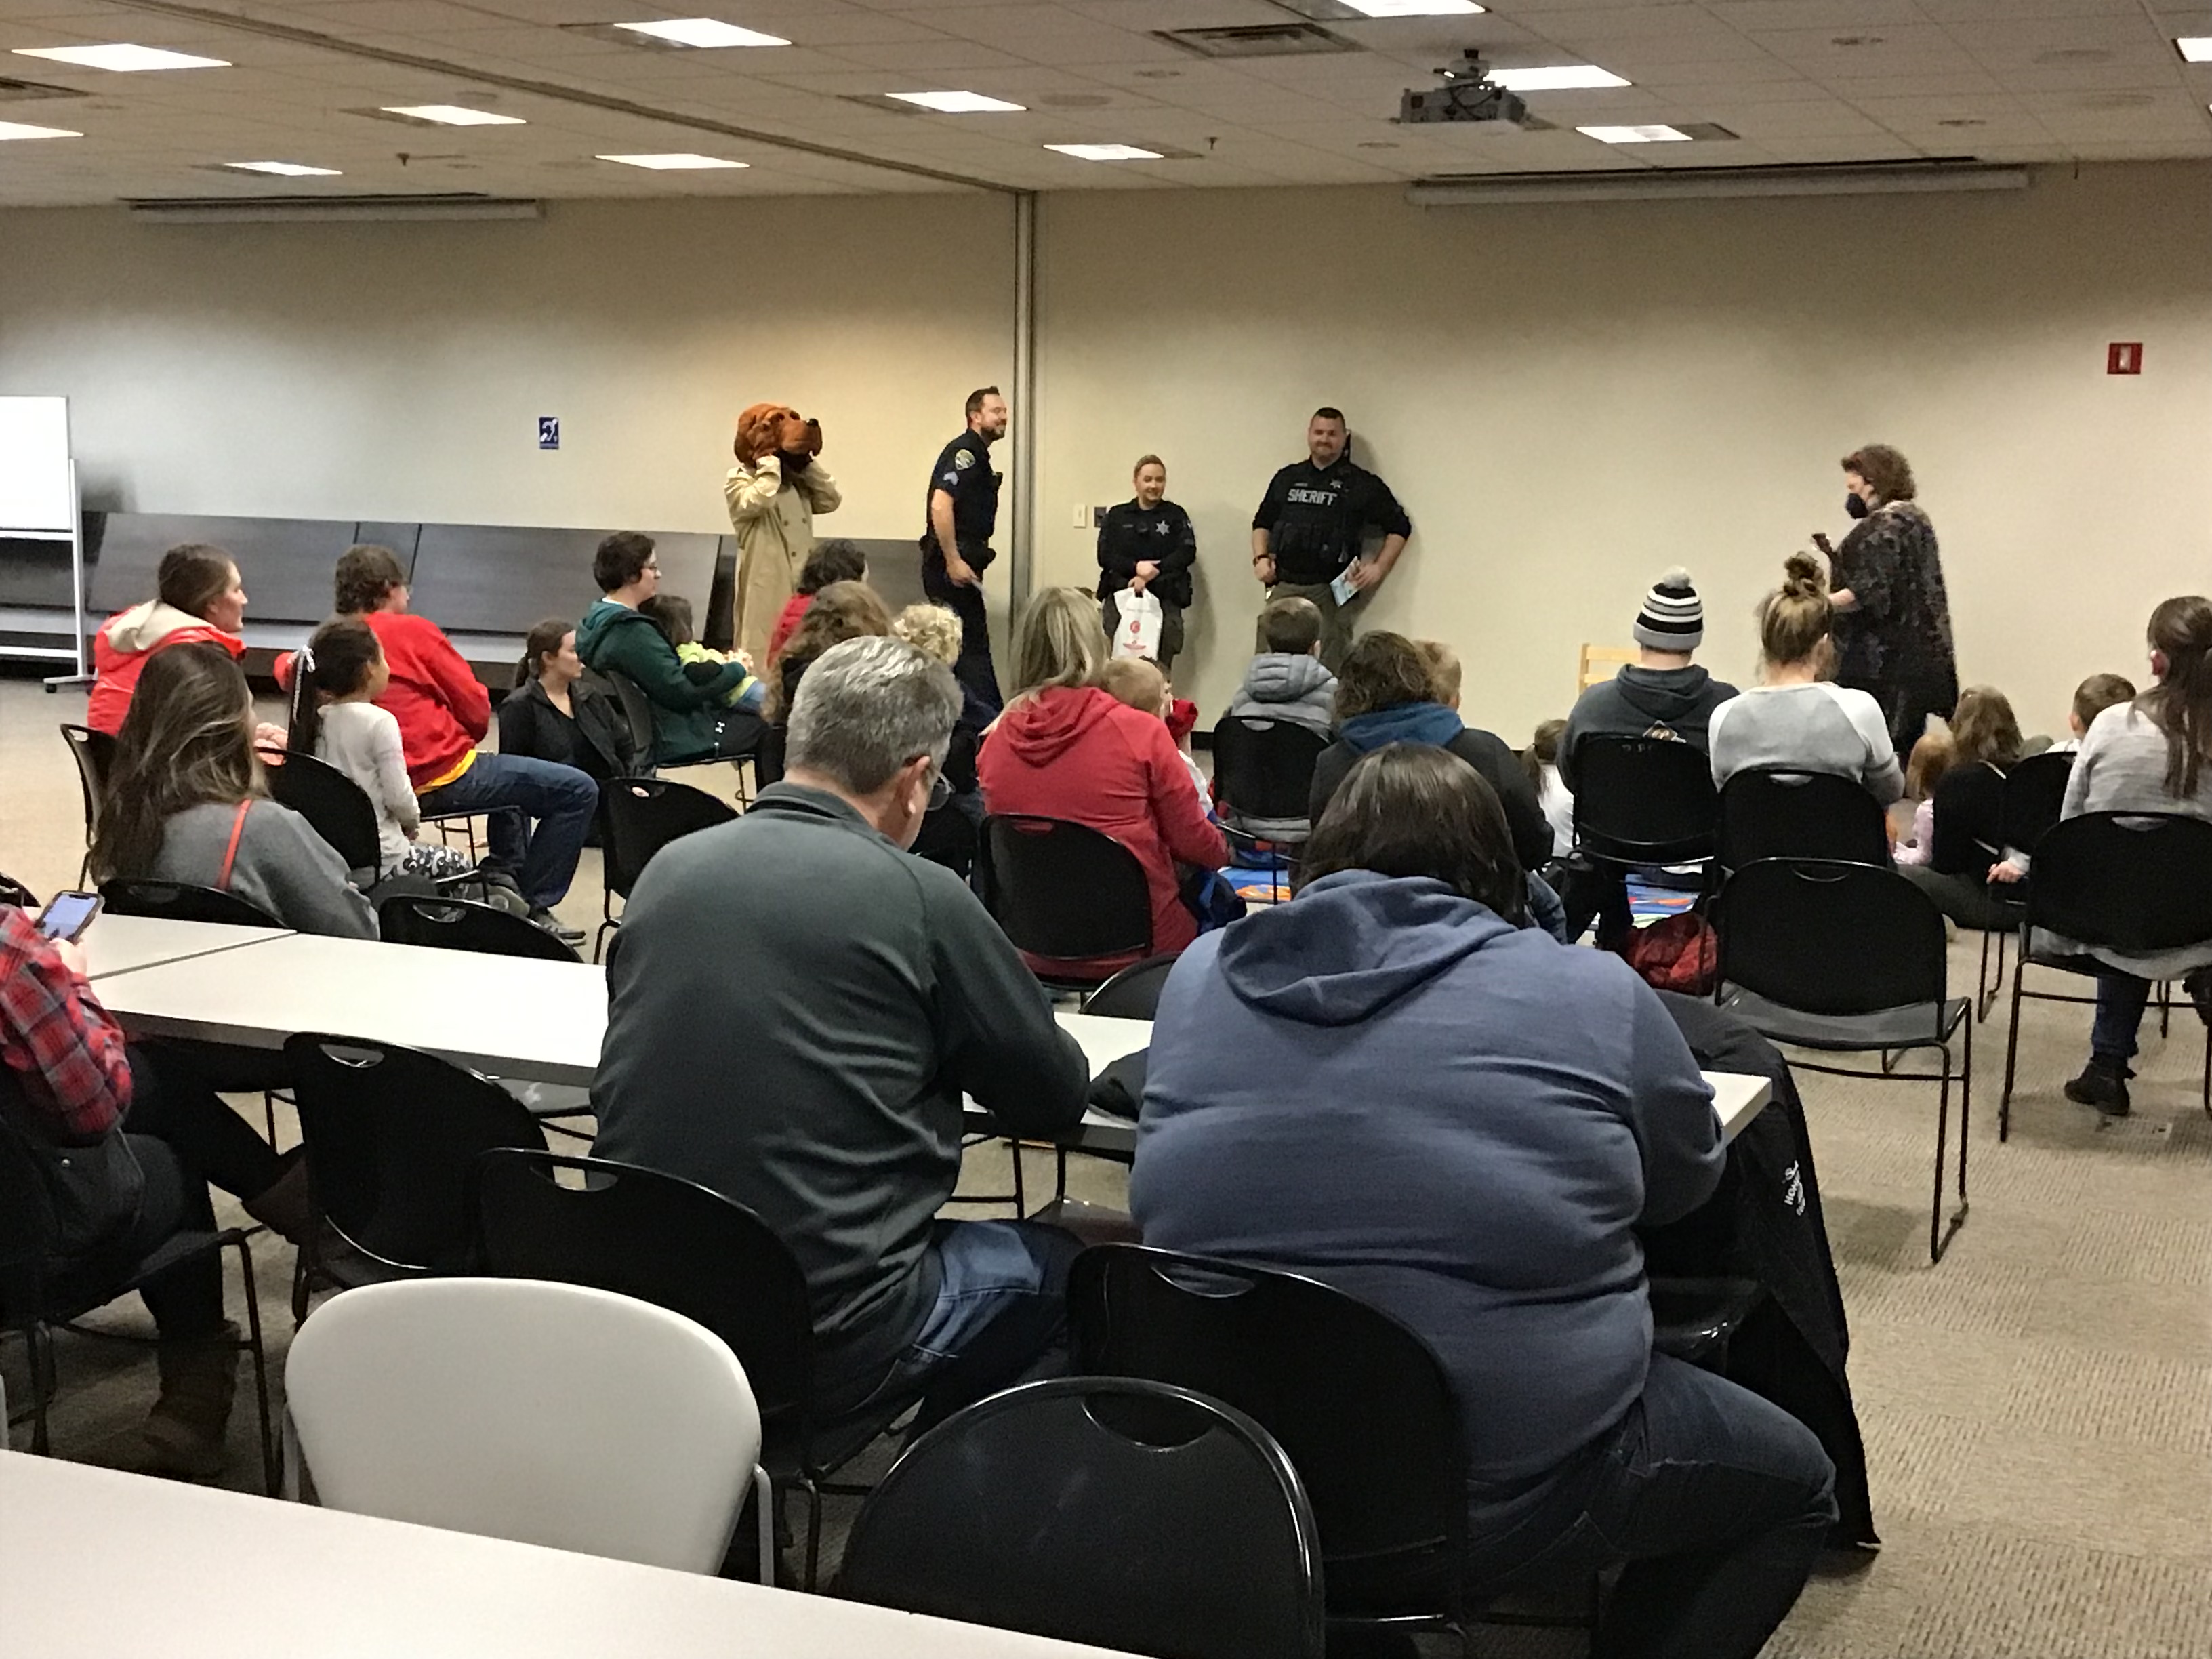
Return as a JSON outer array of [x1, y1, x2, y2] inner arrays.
[[0, 392, 90, 680]]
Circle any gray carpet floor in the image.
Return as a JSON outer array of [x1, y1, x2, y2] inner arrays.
[[4, 672, 2208, 1656]]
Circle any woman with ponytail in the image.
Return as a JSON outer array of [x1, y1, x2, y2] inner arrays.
[[1706, 554, 1904, 803], [2005, 596, 2212, 1115], [496, 618, 635, 783]]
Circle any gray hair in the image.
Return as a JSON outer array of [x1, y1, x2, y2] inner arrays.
[[786, 634, 961, 794]]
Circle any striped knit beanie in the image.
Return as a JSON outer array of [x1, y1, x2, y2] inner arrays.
[[1633, 567, 1703, 652]]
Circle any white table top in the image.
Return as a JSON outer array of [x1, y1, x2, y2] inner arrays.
[[0, 1452, 1133, 1659], [79, 912, 291, 981]]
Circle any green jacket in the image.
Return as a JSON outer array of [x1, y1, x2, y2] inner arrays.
[[575, 598, 747, 765]]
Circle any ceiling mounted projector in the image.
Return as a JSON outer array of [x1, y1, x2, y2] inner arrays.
[[1399, 51, 1530, 127]]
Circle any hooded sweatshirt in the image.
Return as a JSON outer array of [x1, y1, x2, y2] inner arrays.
[[87, 602, 245, 736], [977, 685, 1227, 977], [575, 597, 747, 766], [1228, 651, 1338, 738], [1307, 703, 1553, 872], [1559, 664, 1739, 792], [1130, 870, 1722, 1494]]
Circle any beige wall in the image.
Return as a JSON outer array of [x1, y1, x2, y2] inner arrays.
[[1033, 162, 2212, 743], [0, 194, 1015, 539], [5, 163, 2207, 743]]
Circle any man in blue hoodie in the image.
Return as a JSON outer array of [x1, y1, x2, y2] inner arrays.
[[1132, 746, 1836, 1659]]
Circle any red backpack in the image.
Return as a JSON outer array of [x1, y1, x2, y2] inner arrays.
[[1617, 912, 1719, 996]]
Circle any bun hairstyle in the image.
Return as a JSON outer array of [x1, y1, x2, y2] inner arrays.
[[516, 618, 572, 689], [155, 543, 237, 621], [1757, 553, 1835, 673], [2143, 594, 2212, 797]]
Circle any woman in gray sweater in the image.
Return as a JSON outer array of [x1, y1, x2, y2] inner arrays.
[[89, 642, 376, 939]]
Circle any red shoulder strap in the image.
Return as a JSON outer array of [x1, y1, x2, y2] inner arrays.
[[217, 800, 251, 892]]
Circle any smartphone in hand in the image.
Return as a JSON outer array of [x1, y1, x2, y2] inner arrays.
[[1811, 532, 1835, 556], [36, 891, 102, 943]]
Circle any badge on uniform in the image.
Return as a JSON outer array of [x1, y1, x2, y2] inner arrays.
[[954, 449, 974, 470]]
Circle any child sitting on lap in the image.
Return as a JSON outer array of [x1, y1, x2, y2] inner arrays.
[[638, 594, 766, 714], [1096, 656, 1242, 929]]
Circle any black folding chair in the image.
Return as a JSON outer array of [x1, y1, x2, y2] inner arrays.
[[471, 1149, 907, 1589], [840, 1376, 1326, 1659], [283, 1033, 546, 1323], [979, 814, 1153, 994], [1212, 716, 1330, 903], [1717, 768, 1891, 871], [1999, 813, 2212, 1136], [1713, 859, 1969, 1262], [266, 750, 383, 878], [1972, 750, 2078, 1023], [754, 723, 787, 789], [377, 893, 580, 964], [1084, 951, 1181, 1021], [0, 1111, 278, 1494], [1069, 1246, 1475, 1650], [595, 775, 738, 960], [58, 724, 116, 885], [1574, 735, 1720, 867], [98, 878, 282, 930]]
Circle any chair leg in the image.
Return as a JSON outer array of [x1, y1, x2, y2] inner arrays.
[[1008, 1141, 1027, 1217], [1958, 1015, 1973, 1208], [1930, 1056, 1950, 1265], [27, 1322, 54, 1455], [2158, 980, 2171, 1040], [2001, 952, 2028, 1142], [229, 1234, 279, 1497], [801, 1475, 826, 1592], [281, 1410, 304, 1502], [752, 1466, 776, 1585]]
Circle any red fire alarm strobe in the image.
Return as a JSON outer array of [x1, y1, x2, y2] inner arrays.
[[2108, 342, 2144, 375]]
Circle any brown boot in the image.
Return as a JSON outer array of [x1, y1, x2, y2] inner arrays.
[[140, 1323, 239, 1480], [242, 1155, 315, 1247]]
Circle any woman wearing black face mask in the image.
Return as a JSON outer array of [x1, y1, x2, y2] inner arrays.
[[1811, 443, 1957, 756]]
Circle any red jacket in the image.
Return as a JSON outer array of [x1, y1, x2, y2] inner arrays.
[[978, 686, 1227, 977], [87, 602, 245, 735], [279, 611, 488, 788], [766, 592, 812, 665]]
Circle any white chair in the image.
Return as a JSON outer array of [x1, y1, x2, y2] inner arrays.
[[285, 1277, 769, 1576]]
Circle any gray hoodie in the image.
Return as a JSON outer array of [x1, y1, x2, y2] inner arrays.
[[1229, 652, 1337, 737]]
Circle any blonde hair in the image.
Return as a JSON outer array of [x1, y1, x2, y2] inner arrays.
[[1096, 656, 1168, 716], [1010, 586, 1105, 697], [892, 602, 962, 668], [1906, 728, 1957, 800], [1757, 554, 1835, 675], [1416, 640, 1462, 703]]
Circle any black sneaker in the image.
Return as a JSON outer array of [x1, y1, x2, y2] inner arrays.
[[2063, 1059, 2131, 1118], [529, 907, 586, 947]]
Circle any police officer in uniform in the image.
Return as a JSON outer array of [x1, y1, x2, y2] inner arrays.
[[1095, 453, 1196, 673], [921, 385, 1009, 713], [1250, 405, 1412, 672]]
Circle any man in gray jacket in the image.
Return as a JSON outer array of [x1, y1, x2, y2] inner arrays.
[[592, 636, 1089, 1424]]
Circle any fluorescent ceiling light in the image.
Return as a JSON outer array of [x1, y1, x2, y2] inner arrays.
[[1488, 65, 1630, 92], [597, 152, 748, 169], [613, 18, 788, 49], [14, 43, 229, 72], [379, 104, 525, 126], [888, 90, 1025, 114], [1045, 142, 1162, 161], [0, 119, 81, 140], [2177, 39, 2212, 63], [224, 161, 340, 177], [1342, 1, 1486, 16], [1578, 124, 1692, 144]]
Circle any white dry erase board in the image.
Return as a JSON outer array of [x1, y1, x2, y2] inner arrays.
[[0, 396, 73, 533]]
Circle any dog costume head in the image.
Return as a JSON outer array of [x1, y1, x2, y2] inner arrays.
[[734, 402, 823, 466]]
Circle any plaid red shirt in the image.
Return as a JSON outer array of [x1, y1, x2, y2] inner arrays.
[[0, 906, 131, 1143]]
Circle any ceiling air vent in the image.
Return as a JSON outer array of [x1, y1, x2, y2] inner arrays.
[[0, 76, 85, 104], [1154, 24, 1357, 60]]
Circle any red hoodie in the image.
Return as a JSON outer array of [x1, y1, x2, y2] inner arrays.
[[88, 601, 245, 735], [276, 610, 488, 789], [977, 685, 1227, 977]]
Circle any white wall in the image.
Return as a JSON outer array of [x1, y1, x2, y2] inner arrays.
[[4, 164, 2207, 743], [0, 194, 1016, 538], [1033, 162, 2212, 741]]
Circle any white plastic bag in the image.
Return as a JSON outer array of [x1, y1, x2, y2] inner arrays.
[[1113, 588, 1164, 660]]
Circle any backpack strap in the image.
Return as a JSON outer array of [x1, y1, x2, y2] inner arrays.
[[217, 800, 251, 892]]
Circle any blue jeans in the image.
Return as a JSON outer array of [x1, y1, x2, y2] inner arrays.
[[848, 1219, 1080, 1430], [2091, 970, 2152, 1065], [1469, 1353, 1837, 1659], [417, 752, 597, 910]]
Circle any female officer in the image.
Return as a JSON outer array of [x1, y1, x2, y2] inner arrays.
[[1095, 454, 1197, 673]]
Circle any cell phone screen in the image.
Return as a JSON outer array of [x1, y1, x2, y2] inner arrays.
[[37, 892, 101, 943]]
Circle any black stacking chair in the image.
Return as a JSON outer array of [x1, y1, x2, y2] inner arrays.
[[58, 724, 116, 884], [1573, 734, 1721, 869], [595, 668, 659, 779], [979, 815, 1153, 994], [1212, 716, 1330, 901], [1962, 751, 2076, 1023], [1717, 769, 1891, 871], [1999, 813, 2212, 1136], [1084, 951, 1182, 1021], [283, 1034, 545, 1323], [0, 1113, 278, 1494], [471, 1149, 907, 1589], [1713, 859, 1969, 1262], [595, 775, 737, 960], [266, 750, 383, 878], [98, 878, 281, 930], [840, 1376, 1326, 1659], [377, 893, 580, 964], [1069, 1246, 1473, 1650]]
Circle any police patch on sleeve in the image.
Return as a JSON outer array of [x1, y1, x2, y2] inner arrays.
[[940, 470, 960, 487], [954, 449, 975, 470]]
